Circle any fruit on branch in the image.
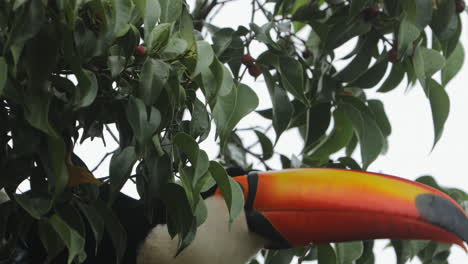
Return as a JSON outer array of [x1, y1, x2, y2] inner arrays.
[[241, 54, 255, 66], [248, 64, 262, 78], [363, 5, 380, 22], [134, 45, 147, 56], [388, 48, 399, 64], [456, 0, 466, 13]]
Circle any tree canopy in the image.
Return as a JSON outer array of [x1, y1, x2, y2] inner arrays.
[[0, 0, 467, 263]]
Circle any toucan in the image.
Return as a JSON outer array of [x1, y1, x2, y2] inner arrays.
[[1, 168, 467, 263]]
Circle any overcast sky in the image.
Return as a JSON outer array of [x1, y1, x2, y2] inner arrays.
[[75, 1, 468, 263]]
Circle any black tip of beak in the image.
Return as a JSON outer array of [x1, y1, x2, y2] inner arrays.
[[416, 194, 468, 243]]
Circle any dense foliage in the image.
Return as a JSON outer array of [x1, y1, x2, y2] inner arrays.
[[0, 0, 467, 263]]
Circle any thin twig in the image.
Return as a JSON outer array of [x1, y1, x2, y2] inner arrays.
[[91, 149, 118, 172], [105, 124, 120, 144]]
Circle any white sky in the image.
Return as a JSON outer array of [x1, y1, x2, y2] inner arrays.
[[75, 1, 468, 263]]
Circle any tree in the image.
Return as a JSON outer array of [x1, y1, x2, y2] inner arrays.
[[0, 0, 467, 263]]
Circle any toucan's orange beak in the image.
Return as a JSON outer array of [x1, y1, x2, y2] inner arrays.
[[228, 169, 468, 249]]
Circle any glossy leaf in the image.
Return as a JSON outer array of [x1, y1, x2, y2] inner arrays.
[[427, 79, 450, 147], [318, 244, 337, 264], [254, 130, 274, 160], [212, 83, 259, 148], [208, 161, 244, 225], [442, 42, 464, 86], [378, 64, 406, 93], [138, 59, 171, 106], [336, 241, 364, 264], [49, 214, 85, 264], [0, 57, 6, 96], [159, 0, 183, 23]]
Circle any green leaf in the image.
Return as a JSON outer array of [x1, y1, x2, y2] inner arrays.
[[190, 98, 211, 142], [94, 200, 127, 264], [49, 214, 85, 264], [73, 68, 98, 108], [126, 96, 161, 146], [15, 195, 51, 220], [378, 63, 406, 93], [254, 130, 274, 160], [442, 42, 464, 86], [318, 244, 337, 264], [335, 33, 378, 82], [0, 57, 6, 96], [109, 146, 138, 200], [307, 106, 353, 162], [135, 0, 161, 44], [161, 38, 188, 58], [107, 55, 126, 79], [114, 0, 133, 37], [212, 83, 259, 149], [265, 249, 295, 264], [325, 18, 371, 51], [38, 220, 66, 262], [367, 100, 391, 137], [159, 0, 183, 23], [76, 202, 105, 252], [413, 47, 445, 90], [48, 137, 69, 197], [341, 97, 384, 169], [161, 183, 196, 255], [336, 241, 364, 264], [304, 103, 332, 149], [262, 70, 293, 141], [414, 0, 433, 29], [193, 40, 215, 77], [278, 56, 306, 103], [148, 23, 172, 51], [349, 54, 389, 89], [398, 17, 420, 57], [174, 132, 210, 187], [138, 59, 171, 106], [430, 0, 457, 41], [427, 79, 450, 148], [349, 0, 370, 18], [208, 161, 244, 225]]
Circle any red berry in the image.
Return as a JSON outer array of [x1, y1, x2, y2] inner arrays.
[[339, 90, 353, 96], [134, 45, 146, 56], [456, 0, 465, 13], [363, 6, 379, 21], [388, 48, 399, 64], [248, 64, 262, 78], [241, 54, 255, 65]]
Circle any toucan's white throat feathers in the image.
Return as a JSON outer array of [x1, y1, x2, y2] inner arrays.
[[137, 196, 267, 264]]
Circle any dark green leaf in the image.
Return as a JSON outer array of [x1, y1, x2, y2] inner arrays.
[[262, 70, 293, 141], [190, 98, 211, 142], [427, 79, 450, 147], [367, 100, 391, 137], [38, 220, 66, 263], [138, 59, 171, 106], [336, 241, 364, 264], [114, 0, 133, 37], [442, 42, 464, 86], [109, 146, 138, 200], [307, 106, 353, 162], [76, 202, 105, 252], [94, 200, 127, 264], [398, 17, 420, 57], [159, 0, 183, 23], [0, 57, 6, 96], [212, 83, 259, 149], [304, 103, 331, 148], [254, 130, 274, 160], [349, 55, 389, 89], [208, 161, 244, 225], [318, 243, 337, 264], [127, 96, 161, 146], [108, 55, 126, 79], [378, 64, 406, 93], [49, 214, 85, 264], [341, 97, 384, 169], [278, 56, 306, 103]]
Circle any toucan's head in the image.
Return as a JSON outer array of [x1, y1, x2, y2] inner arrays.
[[215, 168, 468, 250]]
